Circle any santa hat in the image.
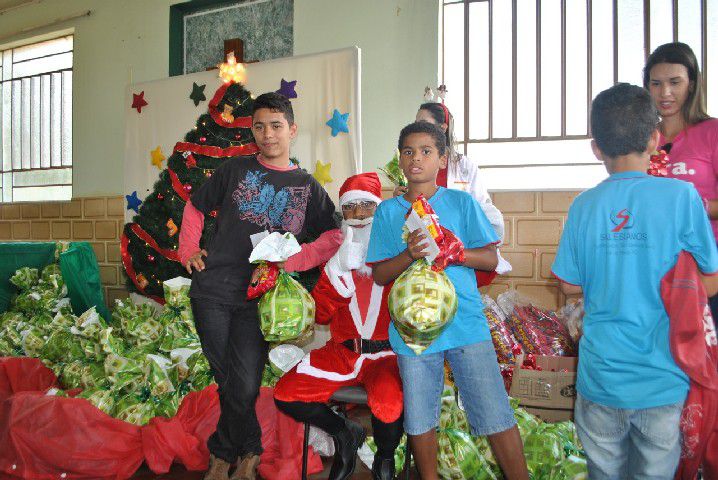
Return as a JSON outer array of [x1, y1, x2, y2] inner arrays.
[[339, 172, 383, 206]]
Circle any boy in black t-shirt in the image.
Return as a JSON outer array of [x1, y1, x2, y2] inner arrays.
[[181, 92, 338, 480]]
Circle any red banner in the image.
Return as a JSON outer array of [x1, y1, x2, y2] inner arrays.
[[173, 141, 258, 158]]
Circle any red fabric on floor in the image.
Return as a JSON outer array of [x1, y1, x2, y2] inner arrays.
[[0, 357, 322, 479]]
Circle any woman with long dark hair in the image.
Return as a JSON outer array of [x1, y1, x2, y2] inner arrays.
[[644, 42, 718, 319]]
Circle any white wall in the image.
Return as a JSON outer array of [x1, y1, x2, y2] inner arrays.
[[0, 0, 439, 197], [294, 0, 440, 175]]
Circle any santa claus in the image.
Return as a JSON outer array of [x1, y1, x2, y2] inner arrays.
[[274, 172, 402, 480]]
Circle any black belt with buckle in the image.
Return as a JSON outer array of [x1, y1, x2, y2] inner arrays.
[[341, 338, 391, 354]]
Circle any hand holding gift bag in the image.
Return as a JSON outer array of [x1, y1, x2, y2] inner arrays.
[[248, 232, 316, 342], [388, 195, 462, 354]]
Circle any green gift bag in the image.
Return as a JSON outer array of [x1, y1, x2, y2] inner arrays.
[[388, 259, 458, 354], [258, 272, 315, 342]]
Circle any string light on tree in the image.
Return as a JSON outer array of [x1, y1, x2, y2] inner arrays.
[[218, 51, 246, 84]]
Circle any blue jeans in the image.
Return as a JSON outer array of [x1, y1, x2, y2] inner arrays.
[[575, 393, 683, 479], [397, 340, 516, 436]]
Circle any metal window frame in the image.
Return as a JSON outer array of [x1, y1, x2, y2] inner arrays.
[[441, 0, 710, 154], [0, 35, 73, 203]]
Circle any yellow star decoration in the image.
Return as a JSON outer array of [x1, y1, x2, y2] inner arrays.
[[150, 146, 166, 170], [312, 160, 333, 186]]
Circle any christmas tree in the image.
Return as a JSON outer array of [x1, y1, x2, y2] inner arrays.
[[121, 81, 259, 301]]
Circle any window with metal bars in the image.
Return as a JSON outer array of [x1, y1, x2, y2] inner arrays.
[[441, 0, 718, 190], [0, 34, 73, 202]]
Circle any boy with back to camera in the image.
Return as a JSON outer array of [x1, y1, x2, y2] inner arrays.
[[552, 83, 718, 479]]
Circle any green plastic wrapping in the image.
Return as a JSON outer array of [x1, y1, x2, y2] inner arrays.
[[388, 259, 458, 354], [258, 272, 315, 342], [114, 393, 156, 426], [261, 363, 281, 387], [0, 242, 57, 312], [60, 360, 86, 389], [378, 150, 407, 187], [81, 362, 109, 389], [21, 326, 46, 358], [1, 263, 220, 424], [437, 428, 497, 480], [151, 391, 181, 418], [78, 387, 116, 416], [144, 354, 177, 396], [363, 435, 408, 473], [42, 329, 84, 363], [162, 277, 192, 309], [10, 267, 39, 292]]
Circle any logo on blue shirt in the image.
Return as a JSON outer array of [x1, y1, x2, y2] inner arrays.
[[610, 209, 633, 232], [601, 209, 647, 242]]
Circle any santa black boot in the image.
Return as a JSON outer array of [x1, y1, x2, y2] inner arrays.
[[328, 417, 366, 480]]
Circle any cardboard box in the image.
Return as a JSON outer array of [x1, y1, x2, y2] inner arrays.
[[509, 355, 578, 422]]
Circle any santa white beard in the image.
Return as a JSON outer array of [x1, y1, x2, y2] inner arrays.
[[341, 217, 373, 276]]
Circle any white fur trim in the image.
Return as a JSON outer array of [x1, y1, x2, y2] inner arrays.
[[347, 276, 384, 338], [360, 283, 384, 339], [348, 295, 364, 337], [296, 350, 395, 381], [339, 190, 382, 206]]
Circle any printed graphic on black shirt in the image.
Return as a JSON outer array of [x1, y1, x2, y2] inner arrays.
[[231, 170, 310, 234]]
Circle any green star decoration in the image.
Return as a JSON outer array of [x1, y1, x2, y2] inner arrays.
[[189, 82, 207, 106]]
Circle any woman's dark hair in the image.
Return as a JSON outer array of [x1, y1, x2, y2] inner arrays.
[[418, 102, 458, 163], [590, 83, 659, 159], [398, 121, 447, 156], [252, 92, 295, 125], [643, 42, 709, 125]]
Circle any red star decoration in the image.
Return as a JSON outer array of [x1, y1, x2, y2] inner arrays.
[[132, 91, 148, 113]]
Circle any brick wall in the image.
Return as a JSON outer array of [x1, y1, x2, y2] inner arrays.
[[1, 190, 581, 312], [484, 191, 581, 310], [381, 188, 582, 310], [0, 196, 129, 308]]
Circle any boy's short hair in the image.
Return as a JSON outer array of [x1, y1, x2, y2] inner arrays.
[[398, 121, 447, 155], [252, 92, 294, 125], [590, 83, 658, 159]]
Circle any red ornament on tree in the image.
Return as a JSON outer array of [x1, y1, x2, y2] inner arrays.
[[210, 209, 218, 217], [183, 151, 197, 168], [157, 193, 164, 200], [199, 137, 207, 143], [147, 254, 155, 262], [184, 183, 193, 193]]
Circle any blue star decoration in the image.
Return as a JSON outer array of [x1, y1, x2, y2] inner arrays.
[[276, 79, 298, 99], [189, 82, 207, 106], [326, 109, 350, 137], [125, 191, 143, 213]]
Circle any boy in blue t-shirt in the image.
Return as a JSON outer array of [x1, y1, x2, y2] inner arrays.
[[553, 83, 718, 479], [366, 122, 529, 480]]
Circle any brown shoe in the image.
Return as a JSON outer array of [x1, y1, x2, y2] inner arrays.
[[204, 454, 231, 480], [230, 453, 261, 480]]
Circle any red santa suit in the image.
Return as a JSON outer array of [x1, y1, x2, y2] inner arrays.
[[274, 175, 403, 424]]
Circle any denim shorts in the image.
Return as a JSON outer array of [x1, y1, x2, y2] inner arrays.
[[574, 393, 683, 479], [397, 340, 516, 436]]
